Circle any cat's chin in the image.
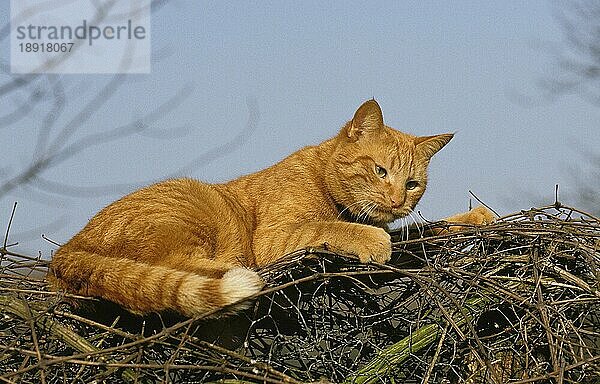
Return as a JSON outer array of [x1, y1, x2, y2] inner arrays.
[[368, 208, 398, 226], [363, 206, 412, 225], [382, 207, 415, 223]]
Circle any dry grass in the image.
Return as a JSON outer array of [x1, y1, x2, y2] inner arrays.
[[1, 203, 599, 383]]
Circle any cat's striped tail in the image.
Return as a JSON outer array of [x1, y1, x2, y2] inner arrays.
[[47, 251, 264, 317]]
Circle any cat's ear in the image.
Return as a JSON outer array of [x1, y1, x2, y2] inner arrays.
[[346, 99, 384, 141], [414, 133, 454, 159]]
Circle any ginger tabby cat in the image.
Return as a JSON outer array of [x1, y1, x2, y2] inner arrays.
[[48, 100, 494, 317]]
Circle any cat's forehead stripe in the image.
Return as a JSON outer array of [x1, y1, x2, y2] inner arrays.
[[392, 136, 414, 172], [390, 156, 397, 170]]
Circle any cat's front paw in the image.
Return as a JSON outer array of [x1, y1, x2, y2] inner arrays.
[[446, 205, 496, 229], [350, 227, 392, 264], [461, 206, 496, 225]]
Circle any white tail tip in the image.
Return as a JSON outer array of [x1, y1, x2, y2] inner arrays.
[[220, 268, 264, 305]]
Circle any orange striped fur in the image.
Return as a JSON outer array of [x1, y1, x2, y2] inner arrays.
[[48, 100, 493, 317]]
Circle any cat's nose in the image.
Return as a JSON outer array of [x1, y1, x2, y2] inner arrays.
[[390, 196, 405, 209], [390, 188, 406, 209]]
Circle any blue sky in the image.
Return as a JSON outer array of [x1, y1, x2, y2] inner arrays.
[[1, 1, 598, 255]]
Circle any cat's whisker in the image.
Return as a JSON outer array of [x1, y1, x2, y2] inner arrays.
[[365, 202, 380, 223], [397, 217, 406, 241], [356, 200, 375, 222], [407, 211, 417, 234], [336, 199, 372, 221], [352, 198, 374, 223], [408, 211, 424, 237], [356, 201, 372, 223]]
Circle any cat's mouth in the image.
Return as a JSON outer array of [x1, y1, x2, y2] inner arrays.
[[384, 206, 412, 220], [374, 202, 418, 222], [363, 206, 404, 224], [337, 202, 410, 225]]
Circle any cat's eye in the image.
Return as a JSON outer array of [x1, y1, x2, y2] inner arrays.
[[375, 165, 387, 178], [406, 180, 419, 190]]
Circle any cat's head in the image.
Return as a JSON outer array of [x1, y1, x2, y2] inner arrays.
[[325, 99, 453, 226]]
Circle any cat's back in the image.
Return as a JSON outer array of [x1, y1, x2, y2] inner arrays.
[[61, 178, 244, 255], [87, 178, 214, 227]]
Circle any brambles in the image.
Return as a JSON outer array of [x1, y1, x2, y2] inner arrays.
[[1, 204, 599, 383]]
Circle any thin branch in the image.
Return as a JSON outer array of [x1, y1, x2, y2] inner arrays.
[[2, 202, 18, 249]]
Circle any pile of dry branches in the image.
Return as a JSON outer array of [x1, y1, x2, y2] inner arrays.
[[1, 203, 599, 383]]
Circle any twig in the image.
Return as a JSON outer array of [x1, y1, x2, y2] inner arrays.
[[2, 202, 17, 250], [421, 323, 448, 384]]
